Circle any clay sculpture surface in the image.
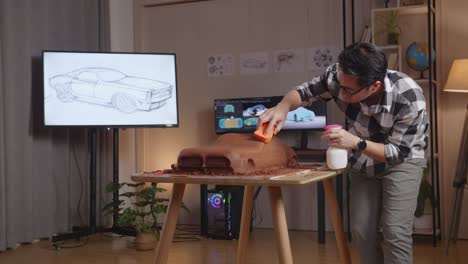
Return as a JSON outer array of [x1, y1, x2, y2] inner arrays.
[[176, 133, 297, 175]]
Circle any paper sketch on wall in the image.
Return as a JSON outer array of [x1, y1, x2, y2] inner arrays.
[[207, 54, 235, 77], [273, 48, 305, 72], [307, 47, 340, 72], [48, 67, 173, 113], [240, 51, 269, 75]]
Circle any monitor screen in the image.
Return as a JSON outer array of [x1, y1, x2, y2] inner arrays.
[[42, 51, 178, 127], [214, 96, 326, 134]]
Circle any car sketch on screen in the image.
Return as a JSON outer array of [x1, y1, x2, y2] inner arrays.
[[49, 67, 173, 113]]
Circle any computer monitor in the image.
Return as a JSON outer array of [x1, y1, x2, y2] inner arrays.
[[214, 96, 326, 134], [42, 50, 178, 127]]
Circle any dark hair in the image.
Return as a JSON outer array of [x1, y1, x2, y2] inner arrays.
[[338, 43, 388, 87]]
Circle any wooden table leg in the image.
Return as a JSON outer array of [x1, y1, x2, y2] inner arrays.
[[269, 186, 293, 264], [323, 179, 352, 264], [236, 186, 255, 264], [153, 183, 186, 264]]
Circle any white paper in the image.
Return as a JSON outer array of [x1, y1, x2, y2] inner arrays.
[[207, 54, 235, 77], [239, 51, 269, 75], [307, 47, 340, 72], [273, 48, 305, 72]]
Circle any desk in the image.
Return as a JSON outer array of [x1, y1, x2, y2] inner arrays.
[[132, 168, 351, 264]]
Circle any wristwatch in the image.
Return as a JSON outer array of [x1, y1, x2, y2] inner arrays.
[[357, 138, 367, 151]]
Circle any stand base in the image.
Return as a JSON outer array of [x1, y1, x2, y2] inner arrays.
[[51, 226, 137, 249]]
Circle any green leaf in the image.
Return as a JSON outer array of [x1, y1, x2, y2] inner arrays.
[[151, 205, 168, 214], [125, 182, 146, 188], [135, 211, 151, 217], [116, 208, 137, 227], [101, 200, 124, 212], [133, 201, 153, 207], [120, 192, 137, 198], [155, 187, 167, 192]]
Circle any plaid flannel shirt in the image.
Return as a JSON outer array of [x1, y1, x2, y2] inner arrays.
[[295, 63, 428, 176]]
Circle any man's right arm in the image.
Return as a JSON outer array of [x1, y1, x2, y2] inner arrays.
[[280, 89, 308, 111], [258, 63, 338, 135], [257, 90, 308, 135]]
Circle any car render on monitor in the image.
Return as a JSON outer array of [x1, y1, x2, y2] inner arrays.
[[214, 96, 326, 134], [42, 51, 178, 127]]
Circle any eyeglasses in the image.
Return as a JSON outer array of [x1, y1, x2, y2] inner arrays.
[[340, 85, 370, 96], [337, 70, 371, 96]]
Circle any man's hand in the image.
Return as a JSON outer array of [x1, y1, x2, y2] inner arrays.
[[321, 128, 360, 150], [257, 102, 290, 135]]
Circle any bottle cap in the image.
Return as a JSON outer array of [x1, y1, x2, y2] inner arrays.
[[324, 124, 342, 131]]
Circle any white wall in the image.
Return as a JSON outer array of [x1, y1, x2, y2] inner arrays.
[[109, 0, 136, 186]]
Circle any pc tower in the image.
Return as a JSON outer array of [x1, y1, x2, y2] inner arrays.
[[201, 185, 245, 239]]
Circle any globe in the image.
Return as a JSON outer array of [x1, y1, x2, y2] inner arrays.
[[406, 42, 435, 78]]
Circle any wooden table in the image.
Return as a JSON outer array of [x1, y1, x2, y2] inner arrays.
[[131, 168, 351, 264]]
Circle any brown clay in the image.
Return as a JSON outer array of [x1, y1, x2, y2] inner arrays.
[[176, 133, 297, 175]]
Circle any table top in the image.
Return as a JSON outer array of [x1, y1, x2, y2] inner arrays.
[[131, 167, 340, 186]]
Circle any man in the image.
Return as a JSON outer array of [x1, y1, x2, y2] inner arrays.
[[258, 42, 428, 264]]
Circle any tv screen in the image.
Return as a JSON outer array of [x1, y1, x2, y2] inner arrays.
[[42, 51, 178, 127], [214, 96, 326, 134]]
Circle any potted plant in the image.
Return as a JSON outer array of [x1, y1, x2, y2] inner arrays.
[[385, 10, 401, 45], [102, 182, 189, 251], [414, 164, 437, 230]]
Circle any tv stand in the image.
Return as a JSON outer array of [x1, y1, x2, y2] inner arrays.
[[52, 128, 130, 249]]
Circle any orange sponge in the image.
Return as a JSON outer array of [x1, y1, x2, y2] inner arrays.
[[253, 122, 275, 143]]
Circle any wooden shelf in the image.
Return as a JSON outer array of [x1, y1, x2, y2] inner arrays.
[[372, 5, 428, 15], [415, 79, 430, 85], [380, 45, 400, 50]]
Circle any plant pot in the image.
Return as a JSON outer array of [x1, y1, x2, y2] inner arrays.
[[413, 214, 433, 230], [387, 32, 399, 45], [134, 233, 158, 251]]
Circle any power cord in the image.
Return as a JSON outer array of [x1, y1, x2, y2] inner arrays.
[[51, 236, 89, 250]]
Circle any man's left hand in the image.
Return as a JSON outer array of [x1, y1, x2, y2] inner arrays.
[[321, 128, 360, 150]]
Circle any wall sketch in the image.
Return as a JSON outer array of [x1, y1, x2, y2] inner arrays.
[[49, 67, 173, 113], [273, 48, 305, 73], [239, 51, 269, 75], [207, 54, 235, 77], [307, 47, 340, 72]]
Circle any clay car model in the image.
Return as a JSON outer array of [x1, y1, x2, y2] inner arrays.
[[176, 133, 297, 174]]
